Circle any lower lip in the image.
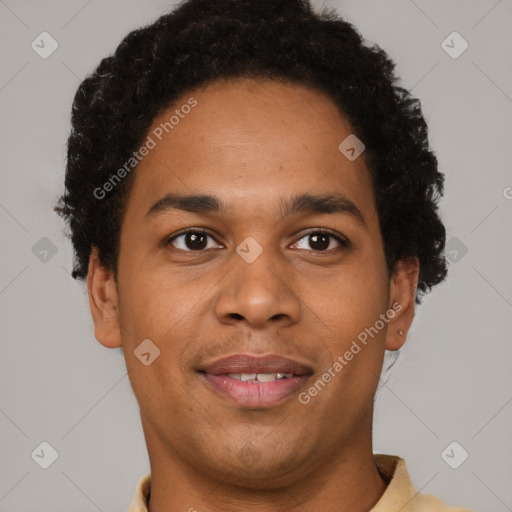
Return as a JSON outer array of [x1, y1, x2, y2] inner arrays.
[[202, 373, 310, 408]]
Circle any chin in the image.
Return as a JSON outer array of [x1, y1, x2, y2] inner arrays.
[[217, 465, 300, 491], [199, 449, 309, 490]]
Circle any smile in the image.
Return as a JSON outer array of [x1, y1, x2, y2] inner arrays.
[[201, 373, 311, 408], [227, 372, 294, 382], [198, 353, 314, 408]]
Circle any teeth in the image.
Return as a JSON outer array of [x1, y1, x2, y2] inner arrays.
[[227, 373, 294, 382], [256, 373, 277, 382]]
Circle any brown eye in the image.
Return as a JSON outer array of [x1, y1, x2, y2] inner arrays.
[[308, 233, 330, 251], [167, 230, 221, 251], [293, 230, 350, 252]]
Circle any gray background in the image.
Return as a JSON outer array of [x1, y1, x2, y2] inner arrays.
[[1, 0, 511, 511]]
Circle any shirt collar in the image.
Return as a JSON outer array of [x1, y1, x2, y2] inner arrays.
[[128, 454, 468, 512]]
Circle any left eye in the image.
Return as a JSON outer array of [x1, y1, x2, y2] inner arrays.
[[167, 230, 222, 251], [293, 231, 348, 252]]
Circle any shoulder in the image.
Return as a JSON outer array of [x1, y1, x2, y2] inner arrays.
[[371, 454, 472, 512]]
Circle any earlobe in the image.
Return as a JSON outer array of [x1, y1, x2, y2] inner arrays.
[[385, 257, 420, 351], [86, 247, 123, 349]]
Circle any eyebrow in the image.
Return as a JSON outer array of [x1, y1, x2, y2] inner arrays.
[[145, 192, 367, 227]]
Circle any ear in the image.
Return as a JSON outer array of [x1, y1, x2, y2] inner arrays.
[[384, 257, 420, 351], [86, 247, 122, 349]]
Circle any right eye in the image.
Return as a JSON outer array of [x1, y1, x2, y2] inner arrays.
[[166, 228, 224, 252]]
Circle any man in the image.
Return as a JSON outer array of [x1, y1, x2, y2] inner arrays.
[[54, 0, 470, 510]]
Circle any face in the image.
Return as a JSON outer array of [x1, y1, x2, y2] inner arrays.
[[88, 77, 418, 489]]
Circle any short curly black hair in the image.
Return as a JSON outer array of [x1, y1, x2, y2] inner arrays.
[[54, 0, 447, 304]]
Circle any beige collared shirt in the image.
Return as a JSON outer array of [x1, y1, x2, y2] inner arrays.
[[128, 454, 471, 511]]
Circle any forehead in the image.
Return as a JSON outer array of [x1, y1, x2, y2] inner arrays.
[[123, 77, 377, 227]]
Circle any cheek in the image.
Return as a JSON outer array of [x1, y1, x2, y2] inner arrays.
[[117, 271, 209, 388], [302, 254, 389, 398], [118, 278, 195, 412], [309, 258, 388, 332], [116, 274, 176, 351], [306, 281, 387, 416]]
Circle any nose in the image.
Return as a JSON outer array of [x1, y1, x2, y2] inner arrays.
[[214, 248, 302, 329]]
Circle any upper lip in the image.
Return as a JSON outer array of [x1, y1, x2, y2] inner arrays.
[[199, 354, 313, 376]]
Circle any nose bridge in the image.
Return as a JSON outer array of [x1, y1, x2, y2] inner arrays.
[[215, 238, 301, 327]]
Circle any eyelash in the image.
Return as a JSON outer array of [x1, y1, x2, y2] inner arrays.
[[165, 227, 351, 253]]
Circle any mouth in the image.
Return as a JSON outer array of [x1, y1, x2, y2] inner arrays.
[[225, 372, 294, 382], [198, 354, 313, 408]]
